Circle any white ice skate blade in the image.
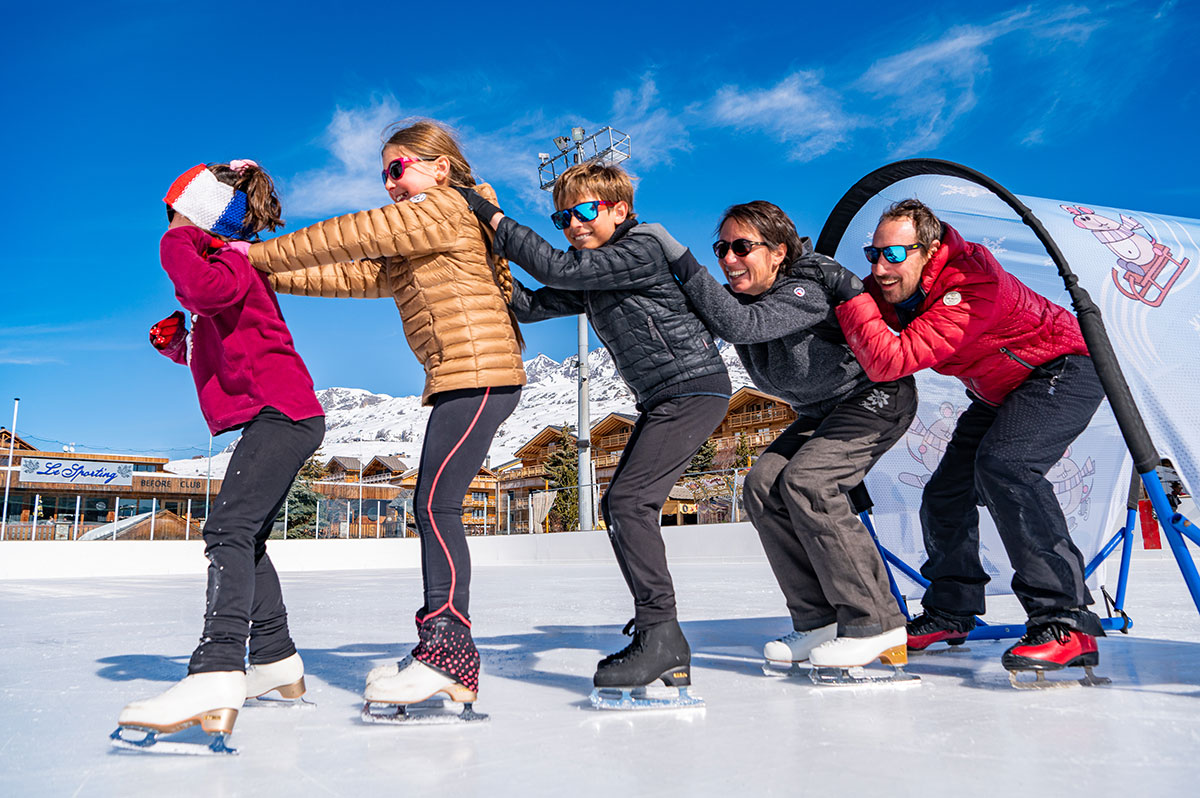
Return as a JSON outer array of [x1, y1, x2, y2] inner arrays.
[[361, 698, 489, 725], [1007, 666, 1111, 690], [109, 726, 237, 756], [808, 666, 922, 690], [588, 685, 705, 711]]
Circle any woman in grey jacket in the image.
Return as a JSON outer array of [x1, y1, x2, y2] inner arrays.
[[655, 201, 917, 675]]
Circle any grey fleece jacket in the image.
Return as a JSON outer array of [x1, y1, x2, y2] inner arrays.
[[655, 234, 871, 417]]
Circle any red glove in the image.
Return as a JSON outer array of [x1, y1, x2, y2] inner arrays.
[[149, 311, 187, 350]]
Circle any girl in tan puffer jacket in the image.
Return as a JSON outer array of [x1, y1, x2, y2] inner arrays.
[[247, 120, 525, 718]]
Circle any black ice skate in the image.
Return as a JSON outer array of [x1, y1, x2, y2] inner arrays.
[[589, 619, 703, 710], [1002, 622, 1110, 690]]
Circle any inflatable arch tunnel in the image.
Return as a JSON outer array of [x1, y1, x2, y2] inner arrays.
[[814, 159, 1200, 610]]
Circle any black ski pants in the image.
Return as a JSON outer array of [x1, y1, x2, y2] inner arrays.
[[919, 355, 1106, 633], [189, 408, 324, 674], [414, 385, 522, 627], [745, 378, 917, 638], [601, 393, 730, 628]]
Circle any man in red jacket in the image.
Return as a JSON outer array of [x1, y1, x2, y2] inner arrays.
[[834, 199, 1107, 683]]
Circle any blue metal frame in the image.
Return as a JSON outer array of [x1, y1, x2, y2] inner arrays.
[[860, 469, 1200, 642]]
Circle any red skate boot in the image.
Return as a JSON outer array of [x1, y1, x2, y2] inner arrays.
[[1001, 622, 1110, 689], [906, 611, 973, 653]]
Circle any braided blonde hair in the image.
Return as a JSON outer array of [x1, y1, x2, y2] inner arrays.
[[383, 119, 524, 349]]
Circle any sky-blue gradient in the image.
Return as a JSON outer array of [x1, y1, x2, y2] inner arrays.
[[1, 0, 1195, 456]]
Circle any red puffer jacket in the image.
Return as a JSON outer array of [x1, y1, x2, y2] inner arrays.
[[835, 224, 1087, 406]]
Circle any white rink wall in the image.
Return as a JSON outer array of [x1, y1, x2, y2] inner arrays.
[[0, 522, 766, 580]]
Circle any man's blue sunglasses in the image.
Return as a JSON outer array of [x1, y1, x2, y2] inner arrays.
[[864, 243, 925, 264], [551, 200, 614, 230]]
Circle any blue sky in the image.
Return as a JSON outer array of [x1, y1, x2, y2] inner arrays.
[[1, 0, 1195, 458]]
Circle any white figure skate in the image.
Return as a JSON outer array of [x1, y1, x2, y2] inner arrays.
[[762, 623, 838, 675], [245, 652, 312, 708], [362, 655, 487, 725], [808, 627, 920, 687], [111, 671, 246, 755]]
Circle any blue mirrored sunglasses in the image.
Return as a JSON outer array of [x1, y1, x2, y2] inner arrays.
[[551, 200, 614, 230], [864, 243, 925, 264]]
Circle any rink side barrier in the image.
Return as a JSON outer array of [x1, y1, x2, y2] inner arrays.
[[0, 522, 766, 580]]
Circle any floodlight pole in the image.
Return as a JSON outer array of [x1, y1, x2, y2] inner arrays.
[[537, 125, 617, 533]]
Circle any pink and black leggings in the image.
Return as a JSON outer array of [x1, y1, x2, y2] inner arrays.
[[413, 385, 522, 627]]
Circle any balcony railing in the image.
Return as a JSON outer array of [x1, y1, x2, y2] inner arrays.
[[726, 407, 793, 428]]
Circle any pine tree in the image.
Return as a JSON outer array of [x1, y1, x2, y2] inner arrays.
[[543, 425, 579, 532], [272, 455, 329, 538], [686, 437, 718, 474], [734, 432, 755, 468]]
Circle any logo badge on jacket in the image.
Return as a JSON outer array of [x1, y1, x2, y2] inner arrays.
[[942, 291, 962, 306], [409, 193, 427, 203], [793, 286, 806, 298]]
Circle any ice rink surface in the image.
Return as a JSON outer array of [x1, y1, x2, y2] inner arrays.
[[2, 549, 1199, 797]]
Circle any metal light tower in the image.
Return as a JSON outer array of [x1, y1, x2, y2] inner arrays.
[[537, 126, 631, 532]]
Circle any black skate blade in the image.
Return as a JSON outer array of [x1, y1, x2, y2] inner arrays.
[[1007, 666, 1111, 690], [245, 694, 317, 710], [361, 699, 489, 725], [110, 726, 237, 756], [588, 685, 705, 711], [808, 666, 921, 689], [908, 645, 971, 657]]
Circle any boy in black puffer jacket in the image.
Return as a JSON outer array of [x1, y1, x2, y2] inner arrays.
[[458, 163, 730, 701]]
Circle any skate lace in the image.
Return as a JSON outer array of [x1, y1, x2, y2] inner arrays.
[[907, 611, 970, 636], [602, 619, 645, 665], [776, 630, 804, 644], [1020, 622, 1072, 647], [907, 613, 945, 636]]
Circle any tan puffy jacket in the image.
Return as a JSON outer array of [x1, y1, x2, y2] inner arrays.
[[248, 183, 526, 405]]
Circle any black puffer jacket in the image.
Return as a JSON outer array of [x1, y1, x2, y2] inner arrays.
[[497, 217, 731, 409]]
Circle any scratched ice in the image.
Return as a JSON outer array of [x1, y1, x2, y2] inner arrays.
[[2, 537, 1199, 797]]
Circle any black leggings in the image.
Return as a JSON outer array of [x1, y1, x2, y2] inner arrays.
[[189, 408, 324, 674], [414, 385, 522, 627]]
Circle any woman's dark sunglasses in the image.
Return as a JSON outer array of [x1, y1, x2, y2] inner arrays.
[[381, 156, 436, 185], [551, 200, 614, 230], [713, 239, 768, 259], [864, 243, 925, 264]]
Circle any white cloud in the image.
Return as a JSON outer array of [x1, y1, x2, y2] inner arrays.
[[611, 75, 692, 168], [854, 11, 1032, 155], [283, 97, 410, 218], [706, 72, 860, 162]]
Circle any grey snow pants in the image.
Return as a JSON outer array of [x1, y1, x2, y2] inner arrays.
[[745, 378, 917, 638]]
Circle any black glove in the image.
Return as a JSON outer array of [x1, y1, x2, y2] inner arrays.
[[669, 249, 703, 283], [149, 310, 187, 350], [812, 255, 864, 304], [453, 186, 503, 224]]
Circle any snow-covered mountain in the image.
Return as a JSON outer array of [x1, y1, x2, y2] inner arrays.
[[167, 344, 752, 478]]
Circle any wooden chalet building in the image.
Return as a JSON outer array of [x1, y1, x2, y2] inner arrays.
[[490, 391, 798, 533]]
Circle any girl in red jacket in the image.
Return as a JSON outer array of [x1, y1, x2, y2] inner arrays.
[[112, 162, 325, 754]]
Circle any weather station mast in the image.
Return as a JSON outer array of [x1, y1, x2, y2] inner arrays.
[[536, 126, 632, 532]]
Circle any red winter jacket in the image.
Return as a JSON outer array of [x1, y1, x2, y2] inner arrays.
[[835, 223, 1088, 406], [158, 226, 325, 435]]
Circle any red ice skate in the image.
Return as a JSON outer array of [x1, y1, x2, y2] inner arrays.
[[1001, 622, 1110, 689], [906, 611, 972, 653]]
